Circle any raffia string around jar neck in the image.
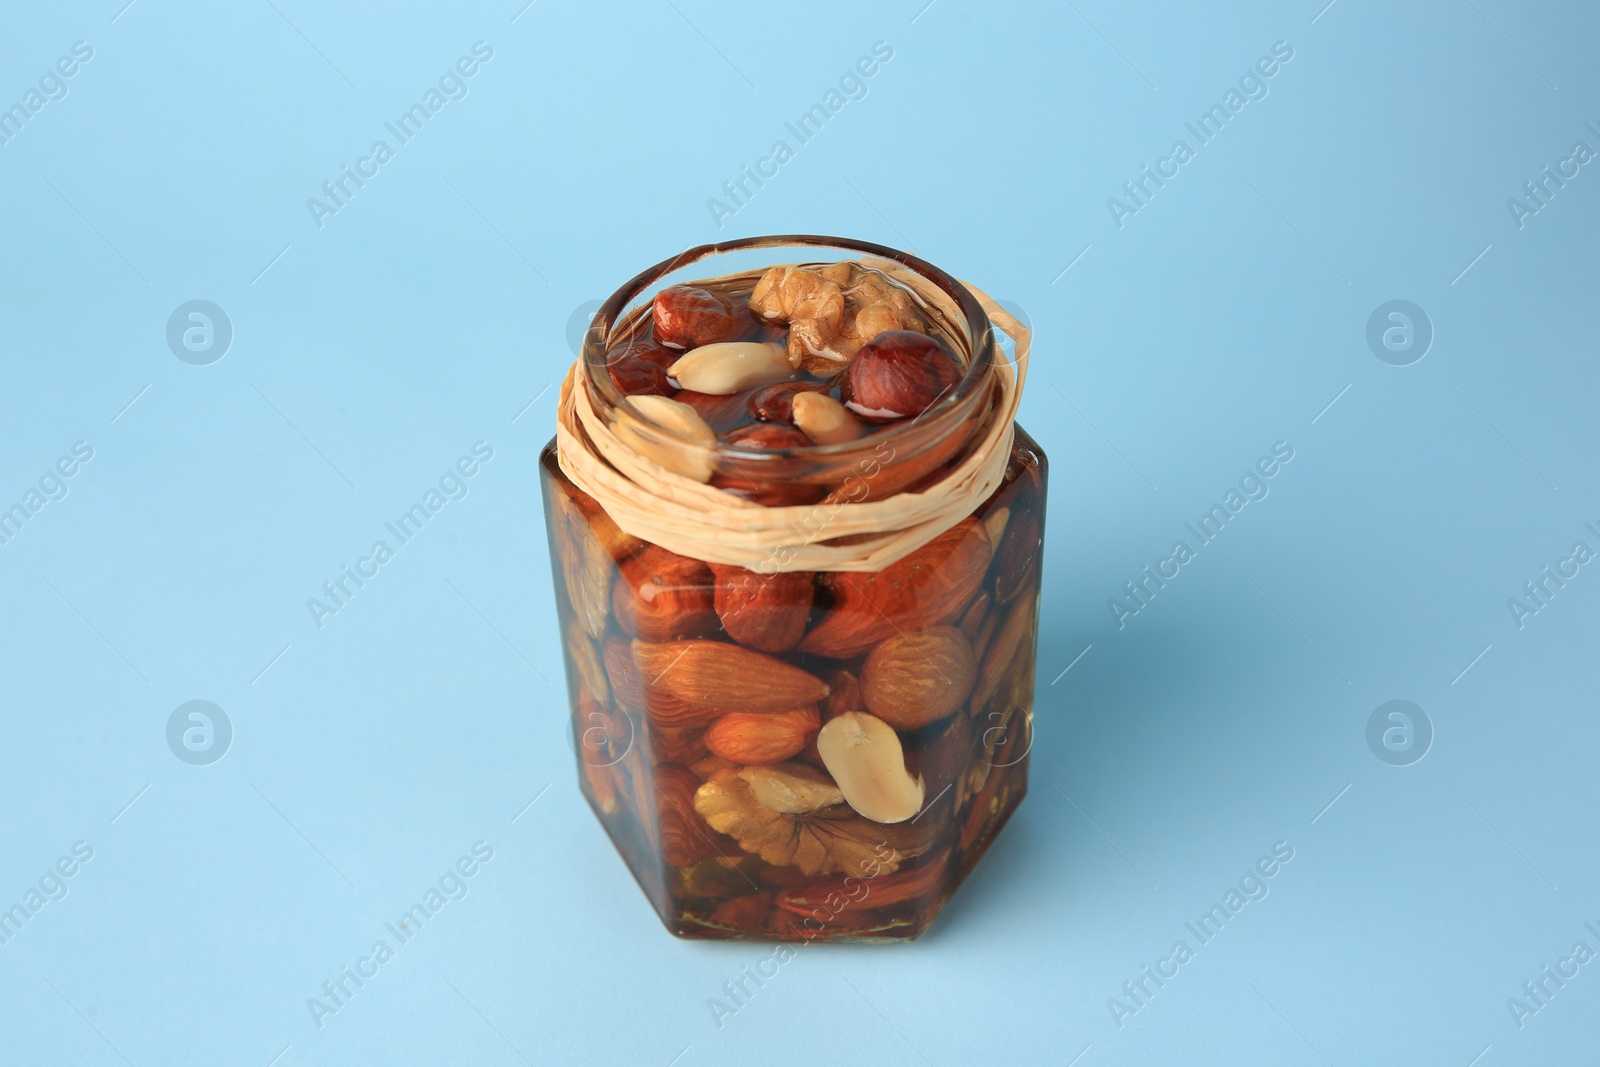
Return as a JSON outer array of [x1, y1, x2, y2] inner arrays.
[[555, 261, 1030, 573]]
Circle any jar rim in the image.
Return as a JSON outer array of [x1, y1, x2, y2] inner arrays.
[[579, 235, 998, 460]]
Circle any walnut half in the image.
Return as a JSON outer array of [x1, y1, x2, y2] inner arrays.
[[750, 263, 927, 375], [693, 765, 930, 877]]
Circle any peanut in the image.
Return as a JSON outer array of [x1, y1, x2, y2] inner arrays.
[[816, 711, 924, 824]]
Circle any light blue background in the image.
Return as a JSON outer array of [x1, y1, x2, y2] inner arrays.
[[2, 1, 1596, 1064]]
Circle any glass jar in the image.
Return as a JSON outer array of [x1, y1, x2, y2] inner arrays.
[[540, 236, 1046, 941]]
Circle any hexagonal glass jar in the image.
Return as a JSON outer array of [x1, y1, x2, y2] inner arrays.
[[540, 237, 1045, 941]]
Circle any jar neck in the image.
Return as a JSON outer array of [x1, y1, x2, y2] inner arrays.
[[578, 237, 1000, 502]]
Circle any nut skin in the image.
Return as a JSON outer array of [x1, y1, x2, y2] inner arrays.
[[670, 389, 748, 432], [993, 509, 1043, 604], [705, 706, 820, 764], [720, 422, 812, 452], [774, 851, 949, 917], [905, 711, 972, 801], [710, 564, 815, 653], [632, 639, 831, 712], [958, 591, 991, 644], [606, 340, 678, 397], [709, 892, 775, 930], [844, 331, 962, 422], [642, 690, 735, 729], [747, 380, 831, 423], [612, 545, 719, 643], [798, 518, 993, 659], [604, 637, 646, 715], [564, 488, 645, 564], [861, 626, 976, 730], [819, 668, 863, 720], [710, 424, 826, 507], [653, 285, 749, 349], [972, 589, 1037, 715], [657, 762, 719, 867]]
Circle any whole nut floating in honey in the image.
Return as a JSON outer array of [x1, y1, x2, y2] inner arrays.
[[705, 706, 820, 764], [653, 285, 749, 349], [791, 391, 864, 445], [666, 341, 792, 395], [861, 625, 977, 730], [616, 394, 716, 482], [816, 711, 926, 824], [844, 330, 963, 422]]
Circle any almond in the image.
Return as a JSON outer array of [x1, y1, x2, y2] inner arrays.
[[650, 721, 710, 765], [818, 410, 976, 503], [564, 617, 610, 706], [670, 388, 749, 432], [774, 852, 950, 917], [719, 422, 812, 453], [632, 639, 830, 711], [993, 508, 1043, 604], [656, 762, 719, 867], [604, 637, 645, 714], [710, 564, 815, 653], [844, 331, 962, 422], [643, 690, 736, 729], [549, 490, 613, 639], [906, 712, 973, 804], [564, 487, 645, 563], [861, 626, 976, 730], [576, 688, 620, 815], [667, 341, 791, 395], [705, 706, 820, 764], [613, 545, 719, 642], [982, 506, 1011, 550], [798, 518, 992, 659], [958, 591, 991, 644], [971, 589, 1037, 715], [819, 668, 863, 720], [960, 762, 1015, 854], [613, 634, 742, 727]]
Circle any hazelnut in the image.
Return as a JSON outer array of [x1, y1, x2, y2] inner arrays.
[[844, 331, 962, 422], [612, 545, 719, 642], [711, 423, 825, 506], [653, 285, 747, 349], [721, 422, 811, 452], [710, 563, 815, 654], [606, 340, 677, 397]]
